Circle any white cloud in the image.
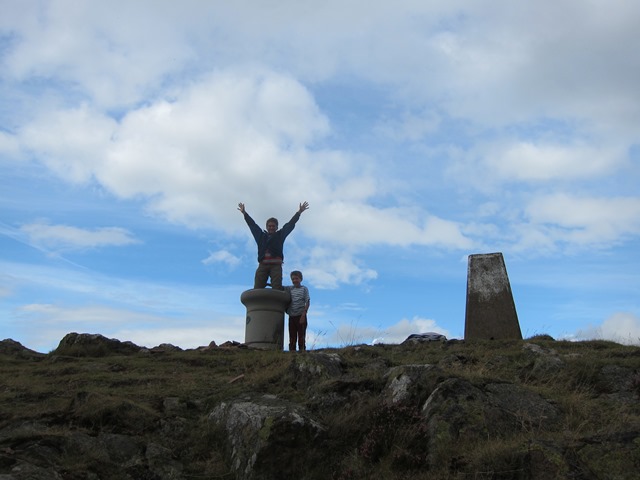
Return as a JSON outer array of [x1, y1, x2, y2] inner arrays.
[[485, 141, 626, 182], [11, 65, 478, 256], [20, 221, 139, 251], [112, 322, 245, 350], [13, 303, 245, 352], [18, 303, 155, 327], [0, 130, 21, 161], [375, 110, 441, 142], [202, 250, 241, 268], [322, 315, 451, 347], [309, 203, 473, 250], [428, 3, 640, 137], [4, 1, 639, 136], [0, 260, 245, 317], [0, 283, 12, 298], [13, 303, 162, 352], [573, 312, 640, 345], [1, 0, 202, 108], [303, 247, 378, 290], [11, 69, 332, 230], [19, 105, 118, 183], [382, 316, 451, 343], [3, 1, 639, 261], [526, 194, 640, 247], [1, 0, 639, 314], [508, 223, 559, 255]]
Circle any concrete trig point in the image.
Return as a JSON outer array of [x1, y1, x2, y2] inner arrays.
[[241, 288, 291, 350], [464, 252, 522, 340]]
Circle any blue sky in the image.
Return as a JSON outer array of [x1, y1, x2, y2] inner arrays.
[[1, 0, 639, 353]]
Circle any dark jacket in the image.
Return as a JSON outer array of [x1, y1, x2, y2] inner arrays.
[[243, 211, 301, 262]]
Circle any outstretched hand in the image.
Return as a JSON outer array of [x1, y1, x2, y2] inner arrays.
[[237, 203, 245, 214], [298, 201, 309, 214]]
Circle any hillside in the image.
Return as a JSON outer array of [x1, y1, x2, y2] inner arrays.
[[1, 333, 639, 479]]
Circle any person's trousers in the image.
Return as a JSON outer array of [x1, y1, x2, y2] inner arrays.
[[288, 315, 307, 351], [254, 263, 283, 289]]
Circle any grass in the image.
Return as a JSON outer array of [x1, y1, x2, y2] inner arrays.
[[1, 336, 639, 479]]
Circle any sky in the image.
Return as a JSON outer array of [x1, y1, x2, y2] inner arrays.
[[1, 0, 639, 353]]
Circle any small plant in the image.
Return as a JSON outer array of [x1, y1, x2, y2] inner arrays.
[[328, 315, 378, 347], [631, 370, 640, 399], [358, 403, 429, 468], [308, 328, 328, 350]]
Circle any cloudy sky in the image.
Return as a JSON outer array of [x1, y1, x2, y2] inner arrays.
[[1, 0, 639, 353]]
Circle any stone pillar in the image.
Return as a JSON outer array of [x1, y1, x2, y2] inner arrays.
[[464, 252, 522, 340], [241, 289, 291, 350]]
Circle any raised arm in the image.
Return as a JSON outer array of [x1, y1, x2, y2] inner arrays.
[[238, 202, 262, 240]]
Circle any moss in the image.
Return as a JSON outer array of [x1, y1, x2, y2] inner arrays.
[[259, 416, 274, 441]]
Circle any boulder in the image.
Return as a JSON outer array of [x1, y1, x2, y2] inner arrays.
[[402, 333, 447, 344], [383, 364, 442, 405], [64, 432, 145, 467], [208, 394, 325, 480], [421, 377, 560, 467], [522, 342, 565, 379], [53, 333, 141, 357], [592, 364, 640, 405], [150, 343, 183, 353], [286, 352, 344, 389], [573, 431, 640, 479]]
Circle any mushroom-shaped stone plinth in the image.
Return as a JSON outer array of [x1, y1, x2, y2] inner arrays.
[[241, 288, 291, 350]]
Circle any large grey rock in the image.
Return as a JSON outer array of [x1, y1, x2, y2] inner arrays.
[[286, 352, 344, 389], [64, 432, 145, 467], [421, 378, 560, 467], [522, 342, 565, 380], [383, 364, 442, 405], [574, 431, 640, 479], [597, 364, 636, 394], [54, 333, 141, 357], [145, 442, 184, 479], [208, 394, 325, 480], [402, 333, 447, 344], [1, 461, 64, 480]]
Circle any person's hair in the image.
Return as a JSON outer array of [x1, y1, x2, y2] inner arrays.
[[290, 270, 303, 280], [266, 217, 278, 228]]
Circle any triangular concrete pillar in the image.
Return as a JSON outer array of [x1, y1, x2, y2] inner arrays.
[[464, 252, 522, 340]]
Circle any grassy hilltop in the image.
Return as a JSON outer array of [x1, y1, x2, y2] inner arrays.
[[1, 335, 639, 479]]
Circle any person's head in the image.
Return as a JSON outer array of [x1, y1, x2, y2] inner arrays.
[[290, 270, 303, 285], [265, 217, 278, 233]]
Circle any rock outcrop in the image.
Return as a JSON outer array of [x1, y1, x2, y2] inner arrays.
[[54, 332, 142, 356], [0, 339, 45, 360], [209, 394, 325, 480]]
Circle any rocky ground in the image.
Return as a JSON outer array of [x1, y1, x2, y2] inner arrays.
[[1, 333, 639, 479]]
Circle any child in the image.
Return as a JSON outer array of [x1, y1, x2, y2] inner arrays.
[[285, 270, 310, 351], [238, 202, 309, 290]]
